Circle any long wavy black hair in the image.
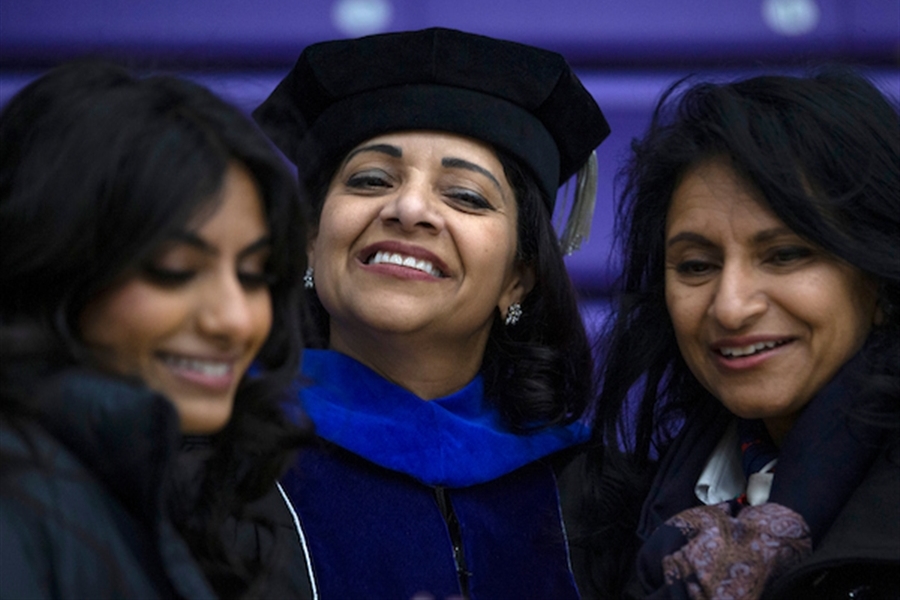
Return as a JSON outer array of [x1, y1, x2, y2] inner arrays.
[[300, 143, 594, 432], [0, 60, 311, 597], [574, 68, 900, 597]]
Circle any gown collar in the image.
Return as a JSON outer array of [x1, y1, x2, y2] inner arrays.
[[293, 349, 588, 487]]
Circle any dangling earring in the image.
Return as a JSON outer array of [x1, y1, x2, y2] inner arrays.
[[505, 302, 522, 326], [303, 267, 315, 290]]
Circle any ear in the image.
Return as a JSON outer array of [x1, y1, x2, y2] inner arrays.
[[306, 226, 318, 268], [499, 261, 536, 319]]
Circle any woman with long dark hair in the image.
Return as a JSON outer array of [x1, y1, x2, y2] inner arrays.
[[0, 61, 311, 599], [574, 70, 899, 599], [253, 27, 610, 598]]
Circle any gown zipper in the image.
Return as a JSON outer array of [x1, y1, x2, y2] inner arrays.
[[433, 486, 472, 600]]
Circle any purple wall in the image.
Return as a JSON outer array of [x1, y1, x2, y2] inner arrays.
[[2, 0, 898, 66]]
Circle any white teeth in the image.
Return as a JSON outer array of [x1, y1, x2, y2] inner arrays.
[[719, 341, 781, 357], [369, 251, 443, 277], [163, 355, 231, 376]]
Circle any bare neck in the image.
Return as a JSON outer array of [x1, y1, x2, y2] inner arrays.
[[328, 326, 488, 400]]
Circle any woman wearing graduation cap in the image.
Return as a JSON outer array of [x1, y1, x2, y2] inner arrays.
[[254, 27, 609, 598]]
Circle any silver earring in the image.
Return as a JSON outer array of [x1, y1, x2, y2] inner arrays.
[[505, 302, 522, 326], [303, 267, 315, 290]]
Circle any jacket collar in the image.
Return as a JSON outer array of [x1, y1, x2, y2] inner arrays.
[[291, 349, 589, 487], [35, 370, 181, 527]]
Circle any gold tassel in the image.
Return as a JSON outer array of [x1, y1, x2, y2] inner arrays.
[[559, 151, 598, 255]]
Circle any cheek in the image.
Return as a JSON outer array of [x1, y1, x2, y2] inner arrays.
[[822, 273, 878, 354], [310, 234, 341, 312], [312, 231, 337, 271], [665, 282, 709, 367], [251, 293, 274, 348], [79, 281, 176, 371], [313, 203, 366, 274], [472, 220, 518, 273], [665, 281, 694, 339]]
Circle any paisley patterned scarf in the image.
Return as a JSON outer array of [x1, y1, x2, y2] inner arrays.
[[634, 353, 886, 599]]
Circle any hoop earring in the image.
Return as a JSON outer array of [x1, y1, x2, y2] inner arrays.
[[505, 302, 522, 326], [303, 267, 315, 290]]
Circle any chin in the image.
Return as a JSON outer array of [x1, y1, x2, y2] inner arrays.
[[721, 398, 793, 422], [176, 404, 235, 436]]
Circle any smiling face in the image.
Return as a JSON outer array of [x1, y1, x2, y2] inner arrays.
[[310, 131, 531, 373], [79, 163, 273, 434], [664, 158, 879, 442]]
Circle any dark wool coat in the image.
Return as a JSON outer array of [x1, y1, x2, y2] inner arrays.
[[0, 372, 215, 600], [629, 399, 900, 600], [175, 439, 315, 600]]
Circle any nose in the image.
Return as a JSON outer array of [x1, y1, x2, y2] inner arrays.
[[379, 180, 445, 234], [709, 262, 767, 330], [197, 271, 268, 344]]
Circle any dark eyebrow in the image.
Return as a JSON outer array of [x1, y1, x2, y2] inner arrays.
[[169, 231, 212, 253], [238, 236, 273, 259], [167, 232, 271, 257], [441, 157, 504, 195], [666, 231, 714, 248], [342, 143, 402, 165], [752, 227, 796, 244], [666, 227, 798, 248]]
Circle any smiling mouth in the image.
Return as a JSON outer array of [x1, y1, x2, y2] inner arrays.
[[717, 340, 789, 358], [159, 353, 234, 377], [366, 251, 445, 278]]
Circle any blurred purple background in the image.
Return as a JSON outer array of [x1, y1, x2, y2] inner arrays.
[[2, 0, 898, 327], [3, 0, 898, 67]]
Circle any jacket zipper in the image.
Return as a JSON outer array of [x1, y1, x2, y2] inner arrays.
[[433, 486, 472, 600]]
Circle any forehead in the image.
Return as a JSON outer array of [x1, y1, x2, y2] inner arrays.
[[346, 130, 500, 162], [666, 159, 783, 235], [186, 163, 267, 233]]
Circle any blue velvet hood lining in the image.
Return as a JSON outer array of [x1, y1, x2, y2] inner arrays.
[[290, 349, 588, 487]]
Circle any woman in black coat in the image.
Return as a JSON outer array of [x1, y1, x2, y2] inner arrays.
[[572, 70, 900, 599], [0, 61, 311, 599]]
